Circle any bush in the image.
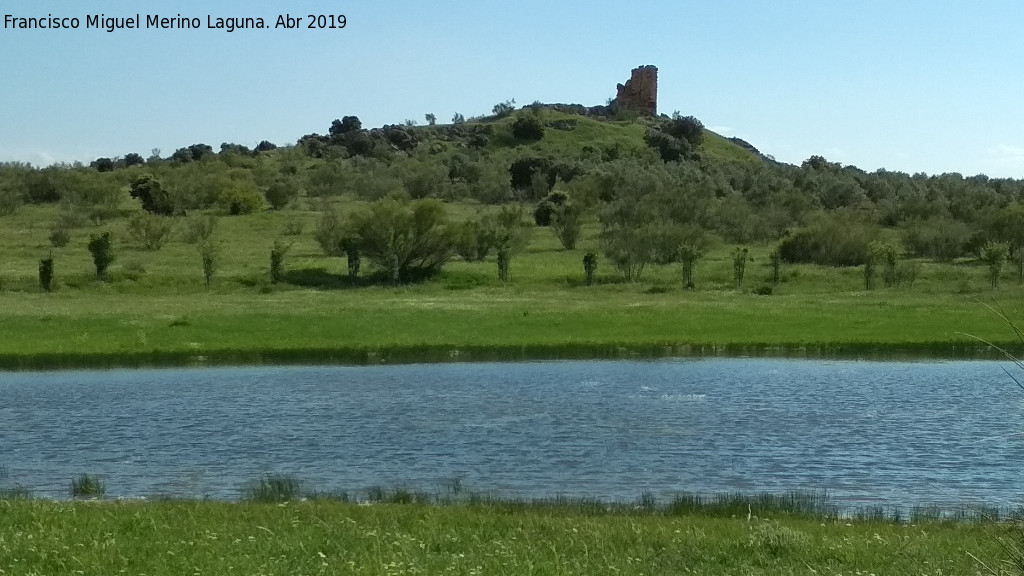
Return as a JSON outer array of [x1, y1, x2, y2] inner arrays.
[[243, 474, 303, 502], [264, 179, 299, 210], [778, 212, 877, 266], [69, 474, 105, 498], [489, 205, 533, 282], [282, 219, 305, 236], [129, 175, 175, 215], [644, 129, 688, 162], [219, 181, 265, 215], [270, 239, 290, 284], [199, 242, 219, 289], [48, 224, 71, 248], [583, 252, 597, 286], [981, 240, 1008, 289], [552, 203, 584, 250], [350, 198, 458, 283], [0, 180, 23, 216], [901, 216, 969, 261], [126, 213, 175, 250], [511, 115, 545, 141], [534, 200, 555, 226], [39, 256, 54, 292], [87, 232, 114, 280], [183, 214, 218, 244], [313, 208, 345, 256]]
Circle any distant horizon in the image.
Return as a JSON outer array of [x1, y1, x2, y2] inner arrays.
[[3, 1, 1023, 178]]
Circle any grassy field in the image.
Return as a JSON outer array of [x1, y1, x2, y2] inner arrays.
[[3, 202, 1024, 368], [0, 495, 1012, 575]]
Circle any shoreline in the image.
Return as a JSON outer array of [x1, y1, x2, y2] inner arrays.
[[1, 340, 1021, 371]]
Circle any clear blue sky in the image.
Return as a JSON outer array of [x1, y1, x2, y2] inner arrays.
[[2, 0, 1023, 177]]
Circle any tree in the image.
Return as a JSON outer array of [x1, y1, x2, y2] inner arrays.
[[91, 157, 115, 172], [254, 140, 278, 153], [199, 242, 219, 289], [270, 239, 290, 284], [123, 152, 145, 167], [87, 232, 114, 280], [329, 116, 362, 136], [597, 163, 689, 281], [492, 99, 516, 118], [551, 203, 584, 250], [732, 247, 749, 289], [126, 213, 175, 250], [488, 205, 533, 282], [39, 255, 54, 292], [129, 175, 175, 215], [583, 252, 597, 286], [768, 250, 782, 287], [264, 179, 298, 210], [451, 112, 466, 124], [665, 115, 705, 149], [679, 244, 703, 289], [980, 241, 1008, 289], [425, 113, 437, 126], [511, 115, 544, 141], [644, 129, 688, 163], [350, 198, 457, 283]]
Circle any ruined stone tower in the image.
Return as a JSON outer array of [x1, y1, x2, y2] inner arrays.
[[616, 65, 658, 116]]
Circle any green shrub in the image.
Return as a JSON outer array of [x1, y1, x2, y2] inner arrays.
[[120, 260, 146, 282], [270, 239, 290, 284], [981, 240, 1008, 289], [199, 242, 220, 289], [349, 198, 458, 283], [732, 246, 749, 288], [87, 232, 114, 280], [313, 208, 345, 256], [48, 224, 71, 248], [38, 256, 54, 292], [182, 214, 218, 244], [778, 212, 877, 266], [533, 200, 554, 226], [511, 115, 545, 141], [552, 203, 583, 250], [126, 213, 175, 250], [282, 219, 305, 236], [219, 182, 265, 215], [242, 474, 302, 502], [264, 180, 299, 210], [69, 474, 105, 498], [583, 252, 597, 286], [129, 175, 176, 215], [901, 216, 969, 261]]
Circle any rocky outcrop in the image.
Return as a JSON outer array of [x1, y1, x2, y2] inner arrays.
[[616, 65, 658, 116]]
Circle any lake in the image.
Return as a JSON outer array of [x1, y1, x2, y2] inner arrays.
[[2, 358, 1023, 508]]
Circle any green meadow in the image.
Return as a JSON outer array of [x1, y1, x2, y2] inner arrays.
[[2, 202, 1023, 369], [0, 496, 1011, 576]]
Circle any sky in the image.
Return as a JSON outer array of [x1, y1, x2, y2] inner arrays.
[[2, 0, 1023, 177]]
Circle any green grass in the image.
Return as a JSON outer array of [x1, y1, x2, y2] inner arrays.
[[3, 202, 1024, 369], [0, 496, 1012, 575]]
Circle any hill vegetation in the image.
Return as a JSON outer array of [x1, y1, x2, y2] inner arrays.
[[4, 98, 1024, 365]]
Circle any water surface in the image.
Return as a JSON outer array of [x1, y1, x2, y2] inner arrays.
[[2, 359, 1022, 508]]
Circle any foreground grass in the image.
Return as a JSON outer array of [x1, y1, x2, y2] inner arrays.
[[0, 498, 1009, 575]]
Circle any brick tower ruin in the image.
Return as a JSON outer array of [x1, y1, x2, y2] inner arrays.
[[616, 65, 658, 116]]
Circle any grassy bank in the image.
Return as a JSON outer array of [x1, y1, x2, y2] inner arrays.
[[0, 494, 1010, 575], [4, 204, 1024, 369], [2, 288, 1023, 369]]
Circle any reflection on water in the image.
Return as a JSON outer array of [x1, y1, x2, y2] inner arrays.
[[1, 359, 1023, 507]]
